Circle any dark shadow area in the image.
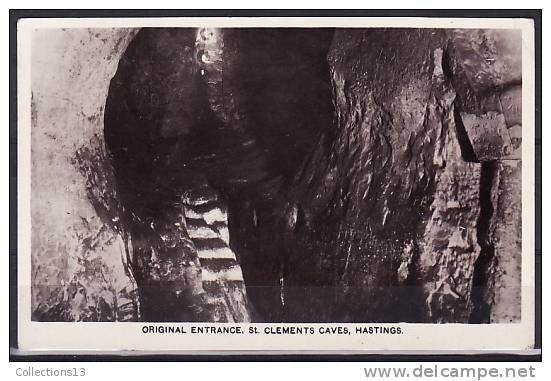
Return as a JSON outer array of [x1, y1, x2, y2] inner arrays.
[[470, 160, 498, 323], [104, 28, 336, 322]]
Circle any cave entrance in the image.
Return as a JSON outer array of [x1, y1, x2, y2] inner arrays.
[[104, 27, 336, 322]]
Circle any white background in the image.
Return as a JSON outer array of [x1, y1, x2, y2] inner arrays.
[[2, 1, 548, 379]]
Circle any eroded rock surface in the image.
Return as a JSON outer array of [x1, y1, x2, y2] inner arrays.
[[31, 28, 140, 321], [104, 28, 255, 322], [223, 28, 523, 323], [31, 27, 522, 323]]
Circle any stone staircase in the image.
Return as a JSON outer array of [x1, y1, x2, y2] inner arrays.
[[182, 182, 251, 322]]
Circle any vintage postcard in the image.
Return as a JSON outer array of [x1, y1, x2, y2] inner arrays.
[[15, 16, 537, 354]]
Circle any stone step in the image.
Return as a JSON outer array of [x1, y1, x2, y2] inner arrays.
[[183, 186, 219, 206], [202, 279, 246, 292], [184, 201, 227, 224], [200, 256, 238, 270], [186, 218, 220, 240], [200, 258, 244, 282], [194, 237, 236, 260], [201, 266, 243, 282], [212, 223, 229, 244], [194, 237, 226, 250], [181, 182, 244, 285]]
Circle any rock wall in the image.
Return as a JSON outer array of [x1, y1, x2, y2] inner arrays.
[[104, 28, 254, 322], [224, 28, 522, 323], [31, 28, 140, 321], [30, 27, 522, 323]]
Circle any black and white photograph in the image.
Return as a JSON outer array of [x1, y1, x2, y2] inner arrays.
[[14, 15, 537, 353]]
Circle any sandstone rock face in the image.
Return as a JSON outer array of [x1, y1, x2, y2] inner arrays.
[[31, 28, 140, 321], [104, 28, 254, 322], [31, 27, 522, 323], [447, 28, 523, 323], [223, 28, 522, 323], [489, 160, 522, 323]]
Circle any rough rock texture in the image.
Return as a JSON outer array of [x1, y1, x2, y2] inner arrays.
[[104, 28, 254, 322], [104, 28, 336, 322], [446, 29, 523, 323], [217, 28, 337, 322], [219, 28, 522, 323], [488, 160, 522, 322], [31, 28, 140, 321], [31, 27, 522, 323]]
